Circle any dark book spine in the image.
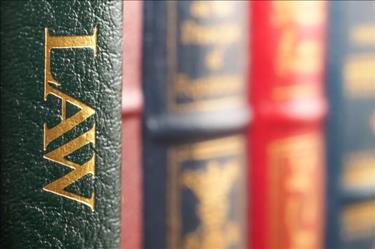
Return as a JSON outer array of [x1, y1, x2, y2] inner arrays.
[[1, 1, 122, 249], [121, 1, 143, 249], [142, 2, 249, 249], [249, 2, 327, 249], [326, 2, 375, 249]]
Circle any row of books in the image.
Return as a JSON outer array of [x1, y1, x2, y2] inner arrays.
[[1, 1, 374, 249], [123, 1, 375, 249]]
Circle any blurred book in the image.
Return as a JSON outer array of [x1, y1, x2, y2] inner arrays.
[[326, 2, 375, 249], [249, 2, 327, 249], [142, 1, 249, 249]]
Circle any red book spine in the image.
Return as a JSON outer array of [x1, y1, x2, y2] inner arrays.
[[249, 2, 327, 249], [121, 2, 143, 249]]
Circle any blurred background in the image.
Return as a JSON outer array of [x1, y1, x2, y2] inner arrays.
[[123, 1, 375, 249]]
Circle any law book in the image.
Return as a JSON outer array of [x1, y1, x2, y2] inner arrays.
[[326, 2, 375, 249], [1, 1, 122, 248], [249, 2, 327, 249], [121, 1, 143, 249], [142, 1, 249, 249]]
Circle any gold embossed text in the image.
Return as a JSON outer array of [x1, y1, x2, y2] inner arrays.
[[43, 27, 97, 211]]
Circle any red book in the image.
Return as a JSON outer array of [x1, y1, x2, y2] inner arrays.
[[121, 2, 143, 249], [249, 2, 327, 249]]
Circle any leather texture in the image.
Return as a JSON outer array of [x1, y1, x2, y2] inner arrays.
[[0, 1, 122, 248], [326, 2, 375, 249], [143, 2, 249, 249]]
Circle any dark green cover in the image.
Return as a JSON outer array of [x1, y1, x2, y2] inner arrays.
[[1, 1, 122, 248]]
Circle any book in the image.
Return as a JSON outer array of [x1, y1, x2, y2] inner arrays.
[[121, 1, 143, 249], [249, 2, 327, 249], [142, 1, 249, 249], [1, 1, 122, 248], [326, 2, 375, 249]]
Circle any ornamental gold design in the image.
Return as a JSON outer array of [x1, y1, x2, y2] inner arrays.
[[168, 136, 246, 249], [182, 161, 241, 249], [43, 27, 97, 211]]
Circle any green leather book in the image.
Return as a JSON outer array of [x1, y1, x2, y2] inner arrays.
[[1, 1, 122, 248]]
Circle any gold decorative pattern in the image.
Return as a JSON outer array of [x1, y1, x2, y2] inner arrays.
[[168, 136, 246, 249], [182, 161, 240, 249]]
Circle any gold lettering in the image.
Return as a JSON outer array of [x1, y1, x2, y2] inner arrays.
[[180, 20, 241, 45], [44, 27, 97, 93], [351, 24, 375, 45], [171, 74, 245, 112], [175, 74, 243, 99], [285, 199, 318, 248], [43, 85, 95, 149], [272, 1, 325, 78], [272, 1, 325, 26], [205, 47, 225, 71], [344, 54, 375, 98], [43, 27, 97, 210], [341, 201, 375, 240], [275, 29, 323, 76], [344, 151, 375, 188], [269, 133, 324, 249], [190, 1, 234, 19], [284, 156, 320, 249], [43, 126, 95, 208], [272, 84, 322, 100], [167, 1, 246, 114]]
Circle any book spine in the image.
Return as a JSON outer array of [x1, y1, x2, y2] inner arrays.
[[326, 2, 375, 249], [142, 2, 249, 249], [1, 1, 122, 248], [121, 1, 143, 249], [249, 2, 327, 249]]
